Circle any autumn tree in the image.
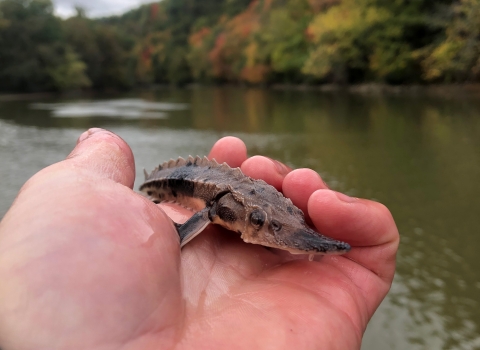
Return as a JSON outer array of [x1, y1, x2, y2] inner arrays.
[[2, 0, 477, 92]]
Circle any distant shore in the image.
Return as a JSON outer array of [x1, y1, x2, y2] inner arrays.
[[270, 83, 480, 99], [3, 83, 480, 102]]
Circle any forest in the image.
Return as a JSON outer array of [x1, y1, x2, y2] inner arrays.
[[1, 0, 479, 92]]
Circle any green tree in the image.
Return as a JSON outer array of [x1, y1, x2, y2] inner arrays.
[[255, 1, 312, 82], [64, 11, 133, 90], [302, 0, 380, 82], [48, 46, 91, 91], [0, 0, 66, 91], [422, 0, 480, 82]]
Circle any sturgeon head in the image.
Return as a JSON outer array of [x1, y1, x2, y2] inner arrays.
[[209, 183, 351, 255]]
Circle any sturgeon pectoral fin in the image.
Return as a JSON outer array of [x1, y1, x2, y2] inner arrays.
[[176, 207, 211, 248]]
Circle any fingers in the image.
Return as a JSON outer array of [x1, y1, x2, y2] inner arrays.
[[67, 128, 135, 188], [308, 190, 397, 247], [282, 169, 328, 219], [308, 189, 399, 280], [208, 136, 292, 191], [208, 136, 247, 168], [241, 156, 292, 191], [207, 137, 398, 285]]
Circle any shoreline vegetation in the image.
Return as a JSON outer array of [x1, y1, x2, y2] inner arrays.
[[1, 0, 479, 94]]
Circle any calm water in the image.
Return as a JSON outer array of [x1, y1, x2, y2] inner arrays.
[[1, 87, 479, 349]]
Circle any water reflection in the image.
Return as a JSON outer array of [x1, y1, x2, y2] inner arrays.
[[31, 98, 188, 119], [0, 87, 479, 349]]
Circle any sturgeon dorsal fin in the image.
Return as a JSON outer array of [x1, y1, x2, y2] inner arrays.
[[159, 160, 169, 169], [145, 155, 248, 183], [200, 156, 246, 180], [198, 156, 210, 167], [176, 157, 186, 166], [231, 167, 244, 177], [167, 158, 176, 168]]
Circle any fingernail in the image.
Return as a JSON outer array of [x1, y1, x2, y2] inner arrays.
[[268, 158, 292, 175], [335, 191, 358, 203], [77, 128, 105, 144]]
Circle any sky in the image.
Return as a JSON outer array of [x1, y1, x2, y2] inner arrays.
[[53, 0, 156, 18]]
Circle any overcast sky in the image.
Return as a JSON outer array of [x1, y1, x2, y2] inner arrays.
[[53, 0, 156, 18]]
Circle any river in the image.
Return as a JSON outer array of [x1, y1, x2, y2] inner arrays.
[[1, 86, 479, 349]]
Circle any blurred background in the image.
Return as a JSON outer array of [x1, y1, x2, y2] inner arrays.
[[1, 0, 480, 349]]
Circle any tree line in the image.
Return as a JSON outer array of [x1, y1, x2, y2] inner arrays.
[[1, 0, 479, 93]]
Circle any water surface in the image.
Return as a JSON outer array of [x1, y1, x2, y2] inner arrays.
[[1, 87, 479, 349]]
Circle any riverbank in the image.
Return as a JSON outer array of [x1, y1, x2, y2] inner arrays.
[[270, 83, 480, 99], [3, 83, 480, 102]]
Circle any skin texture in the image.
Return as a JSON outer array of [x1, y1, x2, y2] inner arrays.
[[0, 128, 399, 350]]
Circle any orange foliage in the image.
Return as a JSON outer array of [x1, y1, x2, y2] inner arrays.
[[150, 3, 158, 20], [240, 64, 270, 83], [135, 31, 170, 83], [136, 44, 152, 83], [189, 27, 211, 47], [205, 0, 264, 80], [141, 46, 151, 65], [226, 0, 260, 39], [209, 34, 227, 77], [263, 0, 274, 11], [304, 26, 315, 42]]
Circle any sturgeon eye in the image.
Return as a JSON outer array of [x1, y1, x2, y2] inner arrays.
[[271, 219, 282, 232], [250, 210, 265, 228]]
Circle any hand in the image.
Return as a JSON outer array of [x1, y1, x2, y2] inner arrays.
[[0, 128, 399, 349]]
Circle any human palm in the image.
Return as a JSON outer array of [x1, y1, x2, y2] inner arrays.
[[0, 129, 398, 349]]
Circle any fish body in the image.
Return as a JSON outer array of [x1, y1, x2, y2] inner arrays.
[[139, 156, 350, 255]]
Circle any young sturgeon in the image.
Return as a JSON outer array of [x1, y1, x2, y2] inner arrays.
[[139, 156, 351, 256]]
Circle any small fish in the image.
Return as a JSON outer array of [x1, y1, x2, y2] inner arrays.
[[140, 156, 350, 256]]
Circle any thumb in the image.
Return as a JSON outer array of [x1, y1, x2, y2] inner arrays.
[[67, 128, 135, 188]]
